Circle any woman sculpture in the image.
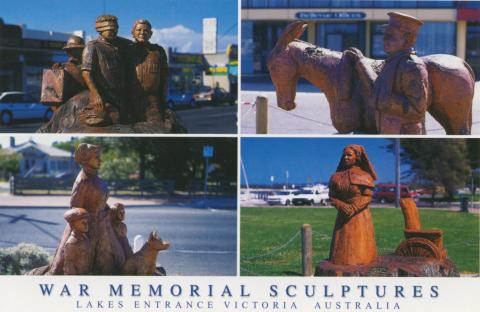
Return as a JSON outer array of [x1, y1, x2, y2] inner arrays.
[[328, 144, 377, 265], [47, 143, 126, 275]]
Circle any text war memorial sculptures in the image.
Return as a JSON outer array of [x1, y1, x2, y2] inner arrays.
[[314, 145, 458, 277], [39, 15, 184, 133], [28, 143, 170, 276], [268, 12, 474, 135]]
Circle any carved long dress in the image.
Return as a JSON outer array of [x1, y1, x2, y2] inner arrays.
[[328, 166, 377, 265], [50, 168, 125, 275]]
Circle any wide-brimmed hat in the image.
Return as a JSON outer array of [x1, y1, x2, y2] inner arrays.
[[63, 35, 85, 50], [381, 11, 423, 35]]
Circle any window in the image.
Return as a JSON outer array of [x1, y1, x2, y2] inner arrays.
[[415, 22, 456, 56], [370, 21, 456, 58], [241, 21, 254, 75], [466, 22, 480, 80], [316, 22, 366, 53]]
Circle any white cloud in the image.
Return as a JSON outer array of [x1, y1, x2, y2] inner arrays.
[[149, 24, 237, 53]]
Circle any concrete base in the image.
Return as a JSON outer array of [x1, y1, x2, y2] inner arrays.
[[315, 255, 459, 277]]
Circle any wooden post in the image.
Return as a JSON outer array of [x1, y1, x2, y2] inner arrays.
[[255, 96, 268, 134], [302, 224, 313, 276]]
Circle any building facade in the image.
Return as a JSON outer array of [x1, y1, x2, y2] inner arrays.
[[241, 0, 480, 78], [7, 138, 75, 177], [0, 18, 82, 97], [168, 48, 237, 93]]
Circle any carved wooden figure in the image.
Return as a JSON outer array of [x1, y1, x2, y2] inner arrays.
[[41, 35, 86, 109], [129, 19, 168, 126], [328, 144, 377, 265], [110, 203, 134, 260], [63, 208, 91, 275], [121, 231, 170, 275], [38, 15, 185, 133], [268, 14, 474, 135], [28, 143, 171, 276]]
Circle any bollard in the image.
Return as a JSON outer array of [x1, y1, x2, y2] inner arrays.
[[255, 96, 268, 134], [302, 224, 313, 276]]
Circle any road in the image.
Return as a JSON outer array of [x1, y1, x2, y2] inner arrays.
[[0, 105, 237, 134], [0, 206, 237, 276], [177, 104, 237, 134]]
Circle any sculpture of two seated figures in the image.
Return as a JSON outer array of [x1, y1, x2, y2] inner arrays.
[[39, 15, 184, 133]]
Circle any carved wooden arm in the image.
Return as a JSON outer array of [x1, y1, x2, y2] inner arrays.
[[331, 188, 373, 218]]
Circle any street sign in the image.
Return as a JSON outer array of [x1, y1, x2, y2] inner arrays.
[[203, 145, 214, 158], [295, 12, 366, 20]]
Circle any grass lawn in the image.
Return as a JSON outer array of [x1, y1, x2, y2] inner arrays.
[[241, 207, 479, 276]]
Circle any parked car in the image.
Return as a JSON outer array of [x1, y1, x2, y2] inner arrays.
[[292, 188, 329, 206], [193, 86, 235, 105], [374, 183, 418, 203], [167, 90, 196, 109], [0, 91, 53, 125], [266, 189, 298, 206]]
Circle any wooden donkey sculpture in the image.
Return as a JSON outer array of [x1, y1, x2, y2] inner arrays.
[[268, 21, 474, 134]]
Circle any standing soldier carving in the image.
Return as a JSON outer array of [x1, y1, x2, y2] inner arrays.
[[129, 19, 168, 125], [354, 12, 429, 134]]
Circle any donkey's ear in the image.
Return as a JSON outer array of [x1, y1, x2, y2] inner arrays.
[[277, 21, 308, 48], [295, 23, 308, 40]]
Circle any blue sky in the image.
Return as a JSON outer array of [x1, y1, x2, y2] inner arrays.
[[0, 0, 238, 52], [241, 138, 406, 185]]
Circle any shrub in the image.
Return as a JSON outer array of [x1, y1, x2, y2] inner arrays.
[[0, 243, 50, 275]]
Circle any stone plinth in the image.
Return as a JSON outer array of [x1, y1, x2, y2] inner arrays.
[[315, 255, 459, 277]]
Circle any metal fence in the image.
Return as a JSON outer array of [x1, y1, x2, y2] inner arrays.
[[10, 176, 236, 196], [9, 176, 175, 196]]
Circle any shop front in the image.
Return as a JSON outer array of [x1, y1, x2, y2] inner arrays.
[[242, 1, 478, 76]]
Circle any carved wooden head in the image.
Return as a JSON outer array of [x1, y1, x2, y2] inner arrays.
[[147, 231, 170, 251], [267, 21, 307, 111]]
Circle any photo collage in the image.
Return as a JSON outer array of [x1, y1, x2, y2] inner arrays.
[[0, 0, 479, 311]]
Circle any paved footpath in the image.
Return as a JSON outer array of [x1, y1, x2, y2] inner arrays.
[[0, 193, 167, 209], [240, 82, 480, 135], [0, 192, 236, 210]]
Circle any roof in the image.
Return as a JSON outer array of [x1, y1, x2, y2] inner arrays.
[[9, 140, 71, 158]]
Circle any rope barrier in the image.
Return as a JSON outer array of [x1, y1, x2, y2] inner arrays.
[[241, 230, 301, 261], [268, 104, 333, 127], [241, 102, 256, 119], [240, 267, 262, 276], [311, 230, 331, 240]]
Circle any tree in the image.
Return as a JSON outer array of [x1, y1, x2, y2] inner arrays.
[[466, 139, 480, 197], [59, 137, 238, 190], [0, 150, 21, 180], [400, 139, 471, 201]]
